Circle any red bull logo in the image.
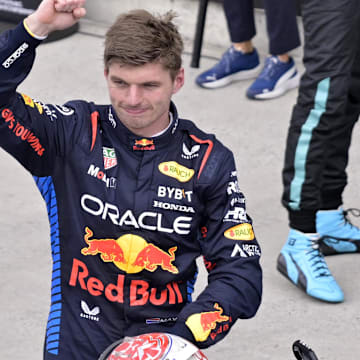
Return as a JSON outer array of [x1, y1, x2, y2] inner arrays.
[[81, 227, 125, 262], [81, 228, 178, 274], [199, 303, 229, 331], [185, 303, 230, 342], [132, 244, 178, 274], [133, 138, 155, 151]]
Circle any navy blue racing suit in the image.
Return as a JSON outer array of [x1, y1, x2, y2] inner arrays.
[[0, 22, 262, 359]]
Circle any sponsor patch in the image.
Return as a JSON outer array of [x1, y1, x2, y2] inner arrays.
[[153, 200, 195, 213], [227, 180, 241, 195], [80, 300, 100, 322], [81, 227, 179, 274], [87, 164, 117, 188], [2, 42, 29, 68], [54, 105, 74, 116], [182, 143, 200, 159], [108, 107, 116, 128], [133, 138, 155, 151], [103, 147, 117, 170], [224, 223, 255, 240], [1, 108, 45, 156], [158, 161, 194, 183], [223, 207, 247, 223], [81, 194, 193, 235], [21, 93, 43, 114], [69, 258, 184, 306], [145, 317, 177, 324], [185, 303, 230, 342], [230, 196, 246, 207], [157, 185, 193, 202], [231, 244, 261, 257]]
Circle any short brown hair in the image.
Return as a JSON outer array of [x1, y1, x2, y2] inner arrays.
[[104, 9, 184, 80]]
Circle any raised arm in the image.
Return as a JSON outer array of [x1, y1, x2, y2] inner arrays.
[[0, 0, 88, 176]]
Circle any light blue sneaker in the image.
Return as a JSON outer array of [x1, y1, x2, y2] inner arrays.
[[277, 229, 344, 303], [246, 55, 300, 100], [317, 207, 360, 255], [195, 46, 261, 89]]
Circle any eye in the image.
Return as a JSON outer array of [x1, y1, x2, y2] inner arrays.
[[111, 79, 128, 88], [114, 80, 126, 86], [144, 83, 159, 88]]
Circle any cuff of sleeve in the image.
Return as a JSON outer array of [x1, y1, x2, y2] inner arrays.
[[167, 321, 197, 345], [23, 20, 48, 40]]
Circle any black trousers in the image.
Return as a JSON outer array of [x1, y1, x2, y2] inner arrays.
[[223, 0, 300, 55], [282, 0, 360, 232]]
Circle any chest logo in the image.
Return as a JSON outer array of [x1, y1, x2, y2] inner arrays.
[[81, 227, 179, 274], [182, 143, 200, 159], [133, 138, 155, 151], [158, 161, 194, 183], [103, 147, 117, 170]]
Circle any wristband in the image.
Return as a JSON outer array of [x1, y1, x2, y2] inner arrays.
[[23, 20, 48, 40]]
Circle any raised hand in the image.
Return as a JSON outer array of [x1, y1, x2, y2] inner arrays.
[[25, 0, 86, 37]]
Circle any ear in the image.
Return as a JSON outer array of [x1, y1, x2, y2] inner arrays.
[[172, 68, 185, 94], [104, 68, 109, 79]]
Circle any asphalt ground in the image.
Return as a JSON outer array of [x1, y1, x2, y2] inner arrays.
[[0, 20, 360, 360]]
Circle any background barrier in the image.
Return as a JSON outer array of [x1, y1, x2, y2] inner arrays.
[[0, 0, 78, 42]]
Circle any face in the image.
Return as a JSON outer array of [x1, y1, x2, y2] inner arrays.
[[104, 62, 184, 137]]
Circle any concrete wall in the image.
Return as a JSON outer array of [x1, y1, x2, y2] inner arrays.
[[83, 0, 303, 61], [84, 0, 229, 49]]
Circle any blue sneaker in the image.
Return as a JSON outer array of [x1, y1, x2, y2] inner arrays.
[[317, 207, 360, 255], [246, 55, 300, 100], [195, 46, 261, 89], [277, 229, 344, 303]]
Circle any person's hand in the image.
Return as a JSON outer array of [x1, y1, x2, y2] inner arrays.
[[25, 0, 86, 37]]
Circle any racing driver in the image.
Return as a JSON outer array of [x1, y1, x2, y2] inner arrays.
[[0, 0, 262, 359]]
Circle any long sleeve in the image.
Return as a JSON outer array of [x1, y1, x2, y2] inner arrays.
[[171, 150, 262, 348], [0, 22, 86, 176]]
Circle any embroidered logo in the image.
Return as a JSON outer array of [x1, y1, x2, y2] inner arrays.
[[103, 147, 117, 170]]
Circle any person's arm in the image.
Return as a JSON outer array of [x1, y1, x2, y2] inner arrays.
[[0, 0, 87, 175], [171, 150, 262, 348]]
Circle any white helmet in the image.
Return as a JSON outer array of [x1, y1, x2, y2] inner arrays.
[[99, 332, 208, 360]]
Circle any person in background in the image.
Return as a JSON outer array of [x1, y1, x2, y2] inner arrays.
[[278, 0, 360, 303], [195, 0, 301, 100]]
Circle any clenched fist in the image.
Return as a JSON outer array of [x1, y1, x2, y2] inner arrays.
[[25, 0, 86, 37]]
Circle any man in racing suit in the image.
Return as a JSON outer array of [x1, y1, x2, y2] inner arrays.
[[0, 1, 262, 359]]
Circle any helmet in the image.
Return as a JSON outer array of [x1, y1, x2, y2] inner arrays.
[[98, 332, 208, 360]]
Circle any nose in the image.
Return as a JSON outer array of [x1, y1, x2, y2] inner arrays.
[[126, 85, 143, 107]]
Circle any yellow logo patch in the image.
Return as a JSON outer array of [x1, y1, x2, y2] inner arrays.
[[185, 303, 229, 342], [224, 223, 255, 241], [158, 161, 195, 183], [21, 93, 43, 114]]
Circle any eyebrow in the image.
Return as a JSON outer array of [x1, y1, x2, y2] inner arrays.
[[110, 75, 162, 86]]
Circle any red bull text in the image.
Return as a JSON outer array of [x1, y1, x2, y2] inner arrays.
[[69, 258, 184, 306]]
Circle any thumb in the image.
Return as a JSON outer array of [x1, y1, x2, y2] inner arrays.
[[73, 6, 86, 19]]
